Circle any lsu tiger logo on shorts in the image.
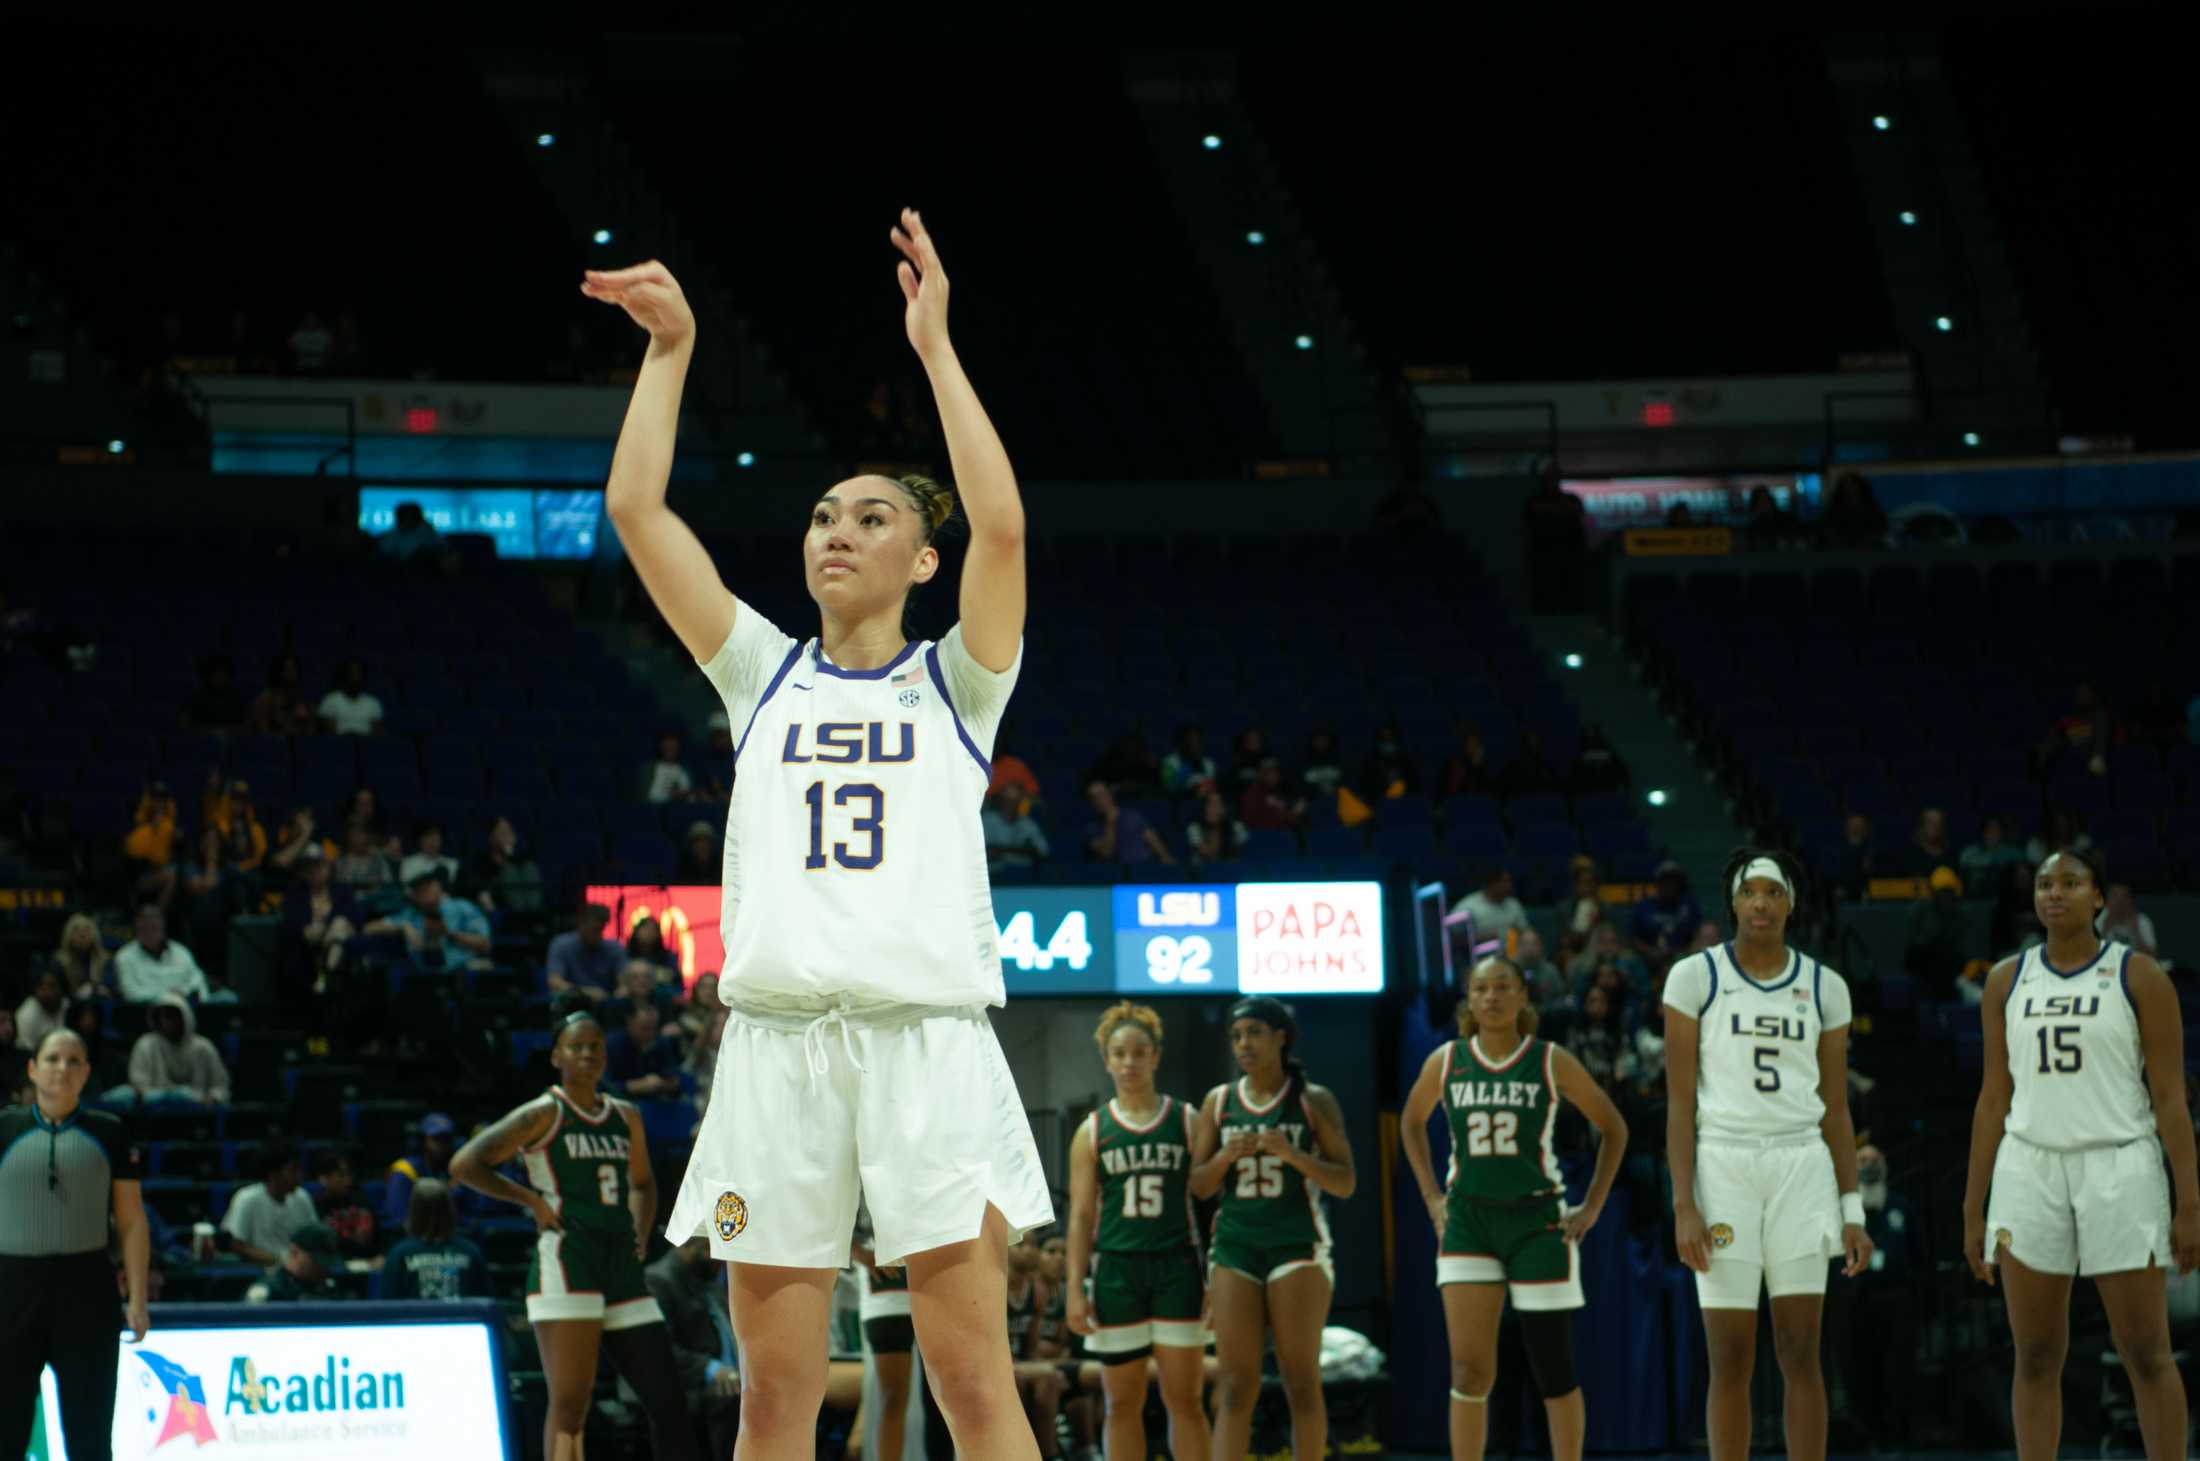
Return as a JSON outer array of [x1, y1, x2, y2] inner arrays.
[[715, 1190, 749, 1241], [1708, 1223, 1735, 1250]]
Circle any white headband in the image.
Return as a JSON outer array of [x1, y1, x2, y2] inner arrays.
[[1731, 857, 1792, 902]]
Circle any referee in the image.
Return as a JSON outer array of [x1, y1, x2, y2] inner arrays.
[[1, 1029, 151, 1461]]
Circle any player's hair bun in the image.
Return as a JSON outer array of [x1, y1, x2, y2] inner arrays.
[[894, 474, 958, 542], [1093, 1000, 1164, 1053]]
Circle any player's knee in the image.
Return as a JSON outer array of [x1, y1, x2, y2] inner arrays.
[[2011, 1335, 2066, 1382], [1704, 1331, 1755, 1379], [1157, 1370, 1202, 1414], [2116, 1336, 2176, 1386], [927, 1354, 1018, 1432], [735, 1362, 828, 1435], [1770, 1321, 1820, 1376], [1279, 1367, 1324, 1413], [1449, 1354, 1496, 1399], [545, 1391, 592, 1432], [1213, 1364, 1262, 1413]]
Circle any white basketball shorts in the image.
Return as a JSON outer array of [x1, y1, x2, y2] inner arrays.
[[666, 999, 1055, 1269], [1986, 1133, 2170, 1277], [1692, 1136, 1842, 1308]]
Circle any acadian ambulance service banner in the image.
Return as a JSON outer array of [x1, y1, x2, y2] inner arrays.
[[36, 1317, 509, 1460]]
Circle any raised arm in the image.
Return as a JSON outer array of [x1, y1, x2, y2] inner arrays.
[[2129, 955, 2200, 1274], [585, 261, 737, 663], [891, 209, 1025, 671], [1961, 959, 2018, 1285]]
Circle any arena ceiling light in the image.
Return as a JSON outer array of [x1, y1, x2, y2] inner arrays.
[[1646, 789, 1669, 807], [1294, 334, 1314, 350], [1246, 230, 1266, 245], [593, 229, 613, 245], [1872, 114, 1891, 131], [106, 439, 126, 454], [1899, 210, 1917, 225], [1563, 653, 1583, 669], [736, 451, 756, 467], [1202, 134, 1222, 150], [1963, 432, 1982, 447], [1935, 315, 1953, 332], [536, 133, 555, 148]]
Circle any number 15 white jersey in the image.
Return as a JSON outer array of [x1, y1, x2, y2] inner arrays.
[[2003, 941, 2151, 1151], [1663, 945, 1852, 1142], [699, 598, 1019, 1009]]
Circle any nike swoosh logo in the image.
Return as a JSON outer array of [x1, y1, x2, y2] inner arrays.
[[788, 682, 813, 692]]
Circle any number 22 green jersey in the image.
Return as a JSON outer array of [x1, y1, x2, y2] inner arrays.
[[1089, 1096, 1198, 1253], [1442, 1036, 1562, 1206], [521, 1087, 638, 1241]]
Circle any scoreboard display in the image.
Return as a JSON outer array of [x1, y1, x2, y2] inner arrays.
[[587, 880, 1386, 999]]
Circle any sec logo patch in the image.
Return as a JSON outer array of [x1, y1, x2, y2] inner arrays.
[[1708, 1223, 1735, 1250], [715, 1191, 748, 1241]]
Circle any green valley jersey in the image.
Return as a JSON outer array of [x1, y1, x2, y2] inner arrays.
[[521, 1087, 638, 1240], [1090, 1096, 1198, 1253], [1212, 1078, 1327, 1250], [1442, 1036, 1563, 1206]]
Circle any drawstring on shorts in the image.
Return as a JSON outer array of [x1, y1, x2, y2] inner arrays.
[[801, 1001, 869, 1083]]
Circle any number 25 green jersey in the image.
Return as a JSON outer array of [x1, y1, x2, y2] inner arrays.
[[1212, 1077, 1327, 1250]]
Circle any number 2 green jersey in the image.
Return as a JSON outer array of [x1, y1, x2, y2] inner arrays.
[[1442, 1036, 1562, 1206], [521, 1087, 638, 1240], [1212, 1077, 1327, 1250], [1090, 1096, 1197, 1253]]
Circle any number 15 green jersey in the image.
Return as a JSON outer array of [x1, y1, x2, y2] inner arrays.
[[1089, 1096, 1197, 1253]]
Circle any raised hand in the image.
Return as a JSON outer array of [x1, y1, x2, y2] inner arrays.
[[581, 260, 696, 348], [889, 208, 951, 361]]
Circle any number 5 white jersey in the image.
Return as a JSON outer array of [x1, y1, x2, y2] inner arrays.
[[699, 598, 1018, 1009], [1663, 945, 1852, 1142], [2002, 941, 2152, 1151]]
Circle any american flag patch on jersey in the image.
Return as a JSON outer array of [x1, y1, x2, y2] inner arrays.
[[891, 666, 925, 687]]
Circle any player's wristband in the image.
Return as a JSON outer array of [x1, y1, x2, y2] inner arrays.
[[1840, 1190, 1866, 1227]]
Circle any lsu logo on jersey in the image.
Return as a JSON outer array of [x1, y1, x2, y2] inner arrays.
[[1709, 1223, 1735, 1249], [780, 721, 917, 764], [715, 1191, 749, 1241], [1729, 1013, 1807, 1041], [2019, 995, 2101, 1019]]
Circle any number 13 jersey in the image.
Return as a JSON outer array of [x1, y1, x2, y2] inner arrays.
[[700, 599, 1020, 1009], [2003, 941, 2151, 1151], [1663, 945, 1852, 1142]]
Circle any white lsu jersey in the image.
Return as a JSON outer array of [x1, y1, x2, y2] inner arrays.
[[1663, 944, 1852, 1142], [699, 598, 1019, 1009], [2002, 940, 2153, 1151]]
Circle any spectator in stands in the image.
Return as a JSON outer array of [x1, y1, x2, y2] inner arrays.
[[1083, 781, 1174, 866], [2042, 682, 2115, 775], [1568, 724, 1631, 796], [473, 815, 546, 916], [695, 710, 738, 805], [248, 1223, 347, 1303], [1988, 860, 2046, 961], [640, 1236, 742, 1460], [126, 993, 229, 1104], [2025, 809, 2091, 865], [2123, 681, 2183, 751], [0, 1008, 24, 1065], [116, 904, 209, 1003], [1564, 984, 1637, 1093], [247, 653, 318, 736], [382, 1113, 458, 1233], [1825, 1143, 1918, 1449], [624, 916, 681, 977], [1160, 723, 1219, 798], [1682, 919, 1724, 957], [15, 968, 69, 1051], [182, 653, 246, 732], [605, 960, 682, 1030], [988, 731, 1041, 814], [1299, 729, 1345, 799], [333, 817, 397, 893], [367, 870, 492, 973], [647, 730, 697, 804], [310, 1150, 378, 1262], [287, 311, 333, 373], [1568, 920, 1649, 1001], [343, 787, 398, 853], [685, 1005, 727, 1117], [1835, 812, 1877, 900], [179, 825, 242, 957], [1565, 855, 1604, 938], [678, 973, 720, 1043], [317, 657, 384, 736], [1439, 723, 1495, 801], [547, 903, 624, 1002], [1959, 815, 2024, 895], [267, 806, 337, 885], [1514, 927, 1567, 1009], [983, 782, 1051, 869], [1497, 730, 1561, 801], [281, 844, 359, 993], [1239, 757, 1305, 832], [1626, 861, 1702, 976], [1904, 867, 1971, 995], [1818, 471, 1886, 549], [208, 777, 268, 868], [1520, 459, 1589, 611], [377, 501, 453, 569], [398, 820, 459, 888], [123, 779, 181, 911], [2100, 882, 2159, 958], [224, 1142, 317, 1267], [378, 1178, 491, 1300], [606, 1003, 683, 1100], [1901, 806, 1952, 877], [674, 820, 719, 882], [1227, 728, 1270, 793], [1451, 866, 1531, 947], [50, 913, 113, 1002], [1186, 788, 1249, 865], [1743, 484, 1801, 551], [1357, 722, 1419, 803]]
